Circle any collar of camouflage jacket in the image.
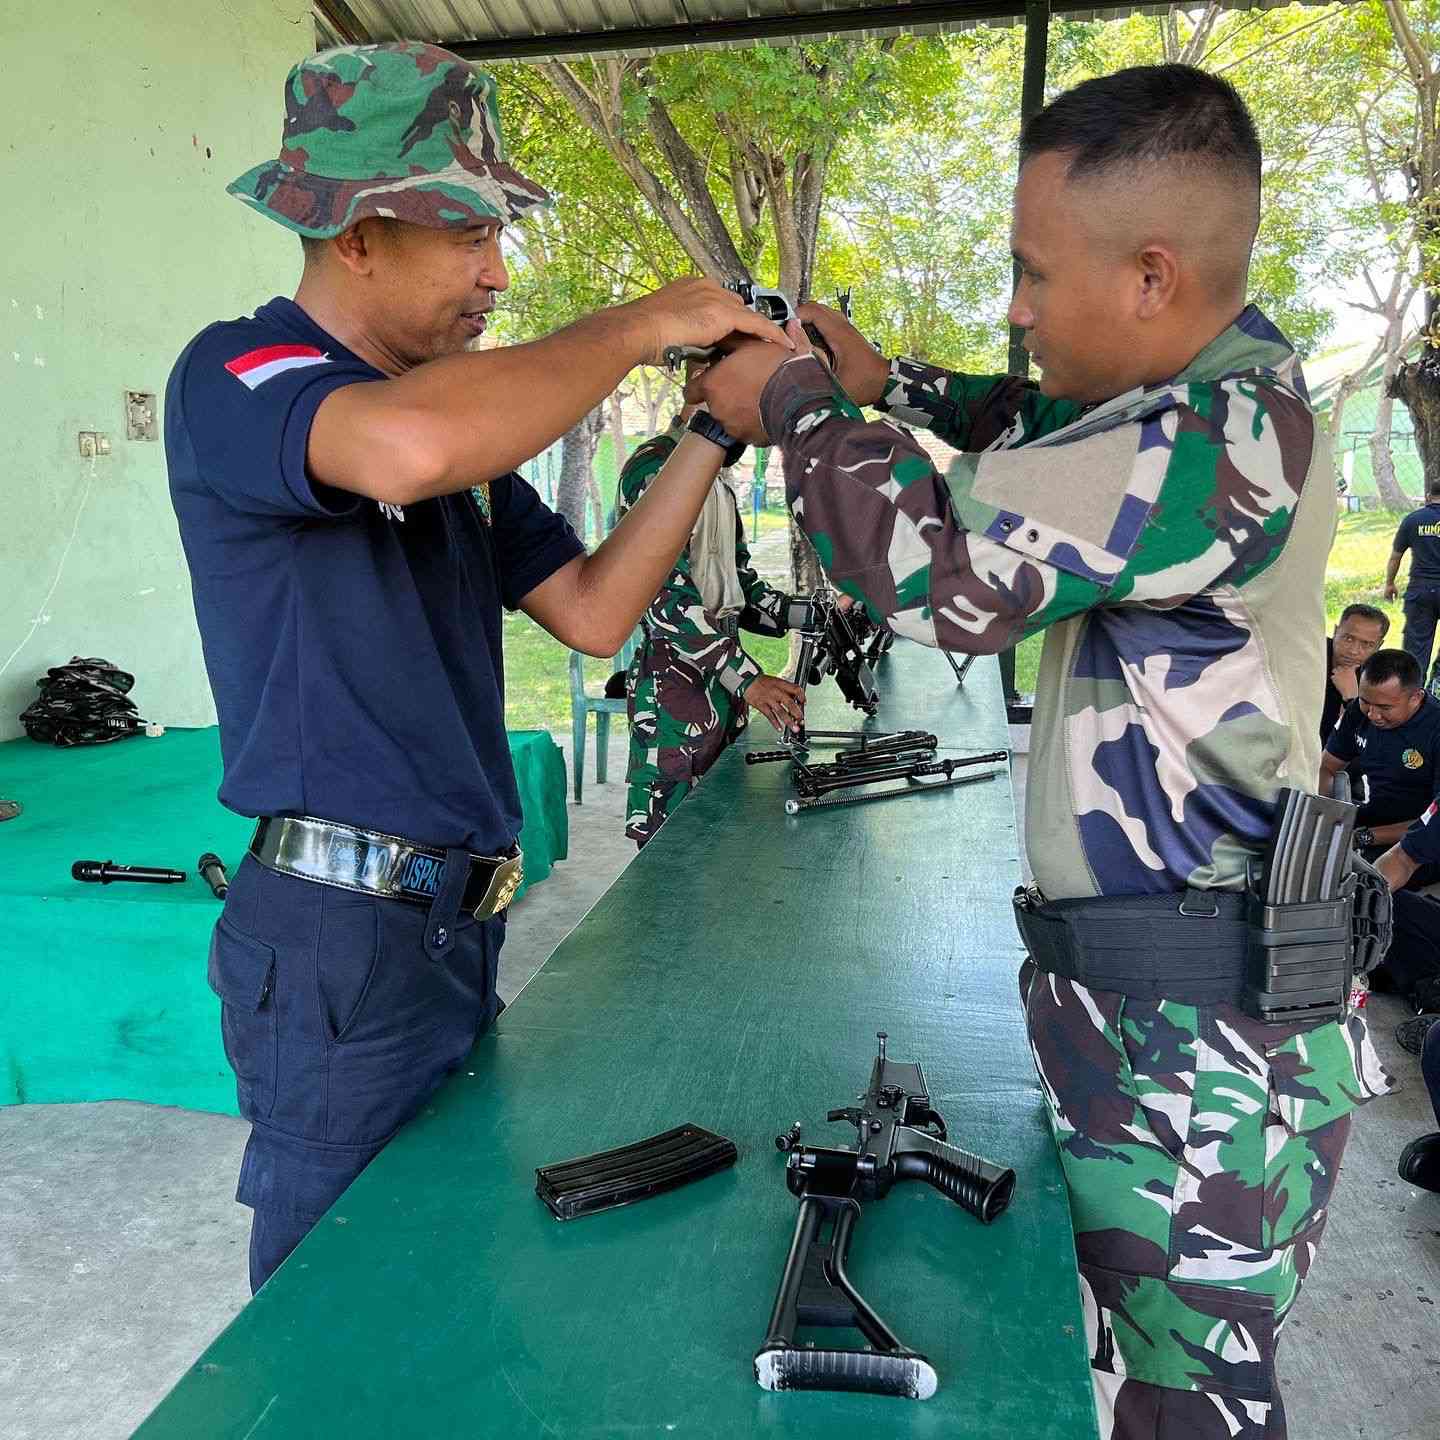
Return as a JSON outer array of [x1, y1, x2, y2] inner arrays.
[[1026, 304, 1309, 452]]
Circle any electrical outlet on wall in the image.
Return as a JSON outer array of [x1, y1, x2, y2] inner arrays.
[[125, 390, 158, 441]]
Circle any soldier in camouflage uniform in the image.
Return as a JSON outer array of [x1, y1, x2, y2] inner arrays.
[[171, 43, 789, 1291], [702, 65, 1391, 1438], [616, 416, 806, 846]]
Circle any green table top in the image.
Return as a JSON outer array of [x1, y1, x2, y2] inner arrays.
[[135, 648, 1097, 1440]]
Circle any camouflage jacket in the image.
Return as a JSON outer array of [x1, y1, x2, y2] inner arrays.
[[760, 307, 1332, 900], [617, 425, 791, 697]]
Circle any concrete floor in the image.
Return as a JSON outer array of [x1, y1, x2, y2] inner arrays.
[[4, 730, 1440, 1438]]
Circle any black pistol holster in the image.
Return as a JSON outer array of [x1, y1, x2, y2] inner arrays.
[[1014, 788, 1392, 1025]]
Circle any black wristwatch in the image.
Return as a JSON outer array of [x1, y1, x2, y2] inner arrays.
[[687, 408, 747, 468], [1355, 827, 1376, 850]]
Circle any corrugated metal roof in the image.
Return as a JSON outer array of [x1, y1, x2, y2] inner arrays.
[[313, 0, 1336, 61]]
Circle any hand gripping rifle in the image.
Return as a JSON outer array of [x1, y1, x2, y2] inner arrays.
[[782, 588, 892, 737], [663, 280, 841, 370], [755, 1033, 1016, 1400]]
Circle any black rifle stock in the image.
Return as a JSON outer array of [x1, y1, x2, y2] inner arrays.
[[755, 1032, 1016, 1400]]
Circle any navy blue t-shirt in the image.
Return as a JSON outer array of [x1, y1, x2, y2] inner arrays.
[[1401, 798, 1440, 867], [1394, 503, 1440, 590], [165, 297, 584, 853], [1327, 694, 1440, 827]]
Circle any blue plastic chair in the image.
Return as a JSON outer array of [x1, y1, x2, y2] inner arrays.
[[568, 631, 640, 803]]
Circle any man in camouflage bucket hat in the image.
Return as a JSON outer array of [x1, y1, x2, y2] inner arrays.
[[166, 42, 790, 1294], [700, 65, 1392, 1438], [228, 43, 550, 237]]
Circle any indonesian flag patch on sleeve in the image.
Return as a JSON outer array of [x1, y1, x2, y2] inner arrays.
[[224, 344, 330, 390]]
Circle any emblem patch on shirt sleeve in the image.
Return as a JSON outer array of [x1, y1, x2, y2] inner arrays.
[[224, 344, 331, 389]]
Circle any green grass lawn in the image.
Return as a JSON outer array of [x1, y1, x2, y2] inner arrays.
[[504, 508, 1409, 731]]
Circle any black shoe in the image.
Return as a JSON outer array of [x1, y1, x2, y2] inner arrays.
[[1396, 1014, 1440, 1057], [1399, 1134, 1440, 1194]]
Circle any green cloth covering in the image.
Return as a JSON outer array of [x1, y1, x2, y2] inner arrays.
[[0, 726, 567, 1112]]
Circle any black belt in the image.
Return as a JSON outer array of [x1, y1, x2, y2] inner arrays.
[[248, 816, 524, 920], [1013, 886, 1250, 1007]]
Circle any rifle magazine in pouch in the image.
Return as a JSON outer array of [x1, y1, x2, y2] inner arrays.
[[1243, 888, 1351, 1024]]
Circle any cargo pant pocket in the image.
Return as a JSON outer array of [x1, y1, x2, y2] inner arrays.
[[1080, 1263, 1276, 1404], [207, 917, 278, 1121], [314, 890, 381, 1045]]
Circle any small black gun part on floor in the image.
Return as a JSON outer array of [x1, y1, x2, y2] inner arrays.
[[71, 860, 186, 885], [197, 852, 230, 900], [755, 1033, 1015, 1401]]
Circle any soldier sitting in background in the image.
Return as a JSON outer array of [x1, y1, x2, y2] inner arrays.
[[1321, 602, 1388, 742], [1320, 648, 1440, 872], [616, 405, 807, 847]]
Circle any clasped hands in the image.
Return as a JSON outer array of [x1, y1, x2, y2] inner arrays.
[[693, 303, 890, 446]]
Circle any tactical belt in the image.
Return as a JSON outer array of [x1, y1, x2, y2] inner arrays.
[[248, 816, 523, 920], [1013, 887, 1251, 1009]]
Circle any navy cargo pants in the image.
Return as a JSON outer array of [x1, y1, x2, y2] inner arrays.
[[1402, 585, 1440, 683], [207, 853, 504, 1292]]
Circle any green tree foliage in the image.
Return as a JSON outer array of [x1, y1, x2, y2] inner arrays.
[[491, 4, 1440, 439]]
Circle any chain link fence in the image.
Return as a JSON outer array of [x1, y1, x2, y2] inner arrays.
[[1336, 429, 1426, 511]]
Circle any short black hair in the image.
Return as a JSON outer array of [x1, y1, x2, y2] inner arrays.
[[1019, 64, 1261, 190], [1360, 648, 1422, 691], [1338, 603, 1390, 637], [300, 234, 329, 264]]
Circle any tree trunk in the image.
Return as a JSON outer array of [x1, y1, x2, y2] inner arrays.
[[607, 389, 629, 512], [1373, 345, 1413, 510], [1390, 358, 1440, 499], [586, 468, 606, 542], [557, 407, 603, 538]]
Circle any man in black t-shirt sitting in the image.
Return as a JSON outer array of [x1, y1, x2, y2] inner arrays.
[[1321, 602, 1389, 743], [1376, 804, 1440, 1192], [1320, 649, 1440, 864], [1386, 484, 1440, 686]]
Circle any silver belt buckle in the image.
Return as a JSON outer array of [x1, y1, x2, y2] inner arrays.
[[473, 851, 525, 919]]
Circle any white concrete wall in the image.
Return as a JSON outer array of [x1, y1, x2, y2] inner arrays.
[[1, 0, 313, 737]]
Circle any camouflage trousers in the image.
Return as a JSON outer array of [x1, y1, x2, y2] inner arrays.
[[1019, 959, 1391, 1440], [625, 647, 746, 848]]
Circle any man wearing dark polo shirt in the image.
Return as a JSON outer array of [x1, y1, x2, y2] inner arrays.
[[1377, 806, 1440, 1191], [1374, 800, 1440, 1007], [167, 43, 788, 1292], [1320, 603, 1388, 743], [1321, 649, 1440, 860], [1386, 485, 1440, 684]]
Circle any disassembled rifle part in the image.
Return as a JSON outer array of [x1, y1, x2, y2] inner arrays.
[[747, 728, 1006, 815], [942, 651, 978, 685], [755, 1032, 1015, 1399]]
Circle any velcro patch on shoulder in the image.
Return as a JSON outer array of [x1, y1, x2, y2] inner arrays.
[[943, 423, 1156, 588]]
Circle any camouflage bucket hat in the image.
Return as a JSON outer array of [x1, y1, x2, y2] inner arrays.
[[228, 42, 551, 238]]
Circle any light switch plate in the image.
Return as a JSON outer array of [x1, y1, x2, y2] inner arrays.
[[125, 390, 158, 441]]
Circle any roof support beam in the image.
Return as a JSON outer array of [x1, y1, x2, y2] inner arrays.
[[449, 0, 1096, 61]]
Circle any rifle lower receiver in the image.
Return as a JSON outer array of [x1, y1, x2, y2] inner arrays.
[[755, 1033, 1015, 1399]]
